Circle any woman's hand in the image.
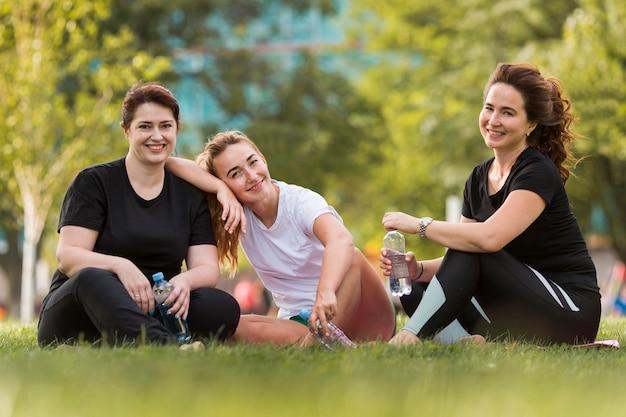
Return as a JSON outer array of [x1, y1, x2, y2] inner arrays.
[[163, 275, 192, 320], [389, 330, 421, 345], [382, 212, 420, 234], [309, 289, 338, 337], [114, 259, 154, 315], [216, 183, 247, 234], [379, 249, 421, 281]]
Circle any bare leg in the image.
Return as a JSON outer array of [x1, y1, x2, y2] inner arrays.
[[327, 247, 363, 334], [334, 249, 396, 342], [233, 249, 395, 345], [233, 314, 309, 345]]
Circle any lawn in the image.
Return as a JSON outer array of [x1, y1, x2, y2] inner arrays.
[[1, 318, 625, 417]]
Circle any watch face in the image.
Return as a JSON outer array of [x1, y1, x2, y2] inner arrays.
[[419, 217, 433, 237]]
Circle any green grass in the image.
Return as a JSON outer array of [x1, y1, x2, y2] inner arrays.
[[1, 318, 625, 417]]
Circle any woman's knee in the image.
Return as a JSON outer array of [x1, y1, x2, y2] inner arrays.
[[73, 267, 116, 286], [191, 287, 240, 314], [439, 249, 482, 278], [334, 248, 364, 297], [444, 249, 481, 261], [188, 288, 241, 340], [351, 247, 371, 283], [343, 247, 361, 277], [215, 289, 241, 324], [72, 267, 124, 300]]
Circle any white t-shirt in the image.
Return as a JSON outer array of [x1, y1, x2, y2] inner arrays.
[[240, 180, 341, 319]]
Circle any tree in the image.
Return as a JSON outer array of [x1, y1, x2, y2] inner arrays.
[[349, 0, 626, 261], [538, 0, 626, 260], [103, 0, 341, 113], [100, 0, 386, 244], [245, 53, 385, 219], [0, 0, 169, 320], [0, 139, 22, 314]]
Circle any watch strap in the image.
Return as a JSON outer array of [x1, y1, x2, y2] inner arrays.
[[418, 217, 433, 238]]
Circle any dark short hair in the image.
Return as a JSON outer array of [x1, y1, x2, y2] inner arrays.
[[120, 83, 180, 130]]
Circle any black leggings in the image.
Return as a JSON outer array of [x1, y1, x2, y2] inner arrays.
[[400, 250, 600, 344], [38, 267, 240, 346]]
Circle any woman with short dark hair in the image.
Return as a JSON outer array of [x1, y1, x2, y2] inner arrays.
[[38, 83, 242, 346]]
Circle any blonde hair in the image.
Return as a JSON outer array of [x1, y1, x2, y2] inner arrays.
[[196, 131, 264, 274]]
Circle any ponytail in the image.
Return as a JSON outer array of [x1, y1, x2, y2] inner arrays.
[[486, 63, 578, 182]]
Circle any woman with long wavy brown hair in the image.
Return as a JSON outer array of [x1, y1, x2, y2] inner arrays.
[[381, 63, 601, 345]]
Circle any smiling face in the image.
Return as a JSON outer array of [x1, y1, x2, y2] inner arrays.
[[479, 82, 537, 152], [124, 102, 177, 165], [213, 142, 272, 205]]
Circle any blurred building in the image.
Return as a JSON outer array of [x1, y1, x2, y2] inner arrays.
[[169, 0, 378, 151]]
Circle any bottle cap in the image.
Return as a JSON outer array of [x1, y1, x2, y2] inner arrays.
[[152, 272, 165, 282]]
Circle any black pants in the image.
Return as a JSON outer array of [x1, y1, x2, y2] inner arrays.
[[400, 250, 601, 344], [38, 267, 240, 347]]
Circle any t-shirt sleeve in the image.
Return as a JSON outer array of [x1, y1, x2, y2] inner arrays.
[[189, 194, 216, 246], [58, 170, 107, 232], [509, 159, 560, 205], [295, 188, 342, 237]]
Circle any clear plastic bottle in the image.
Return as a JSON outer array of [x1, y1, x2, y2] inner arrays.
[[152, 272, 191, 344], [383, 230, 412, 296], [298, 309, 356, 349]]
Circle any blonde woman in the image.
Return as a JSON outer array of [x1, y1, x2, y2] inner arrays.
[[167, 131, 395, 345]]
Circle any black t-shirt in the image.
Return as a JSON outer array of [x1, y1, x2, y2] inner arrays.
[[51, 158, 215, 290], [462, 147, 597, 292]]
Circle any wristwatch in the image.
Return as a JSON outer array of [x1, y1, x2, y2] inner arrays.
[[418, 217, 433, 238]]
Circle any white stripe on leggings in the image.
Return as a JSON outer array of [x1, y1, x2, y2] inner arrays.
[[402, 276, 445, 336], [554, 282, 581, 312], [526, 265, 579, 312], [471, 296, 491, 324], [433, 319, 471, 345]]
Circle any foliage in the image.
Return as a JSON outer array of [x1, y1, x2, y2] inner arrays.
[[348, 0, 626, 260], [0, 0, 169, 317], [100, 0, 387, 246], [104, 0, 338, 55], [245, 53, 385, 214], [535, 0, 626, 260], [103, 0, 342, 124], [1, 318, 626, 416]]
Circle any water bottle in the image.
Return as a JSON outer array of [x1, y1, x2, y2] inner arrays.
[[383, 230, 412, 296], [152, 272, 191, 344], [298, 309, 356, 349]]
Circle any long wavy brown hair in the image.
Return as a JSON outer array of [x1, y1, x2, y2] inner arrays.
[[485, 63, 577, 182], [196, 131, 264, 274]]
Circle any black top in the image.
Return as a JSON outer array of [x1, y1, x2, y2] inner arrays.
[[51, 158, 215, 290], [462, 147, 597, 292]]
